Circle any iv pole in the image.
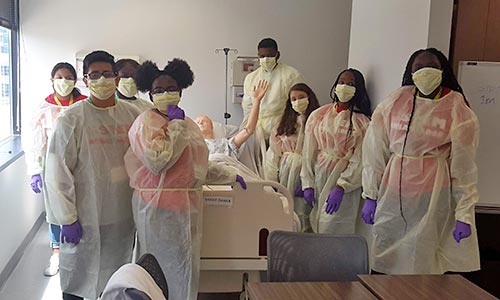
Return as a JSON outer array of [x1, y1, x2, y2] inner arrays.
[[215, 47, 238, 124]]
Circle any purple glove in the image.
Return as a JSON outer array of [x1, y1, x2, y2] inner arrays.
[[294, 182, 304, 198], [325, 186, 344, 214], [61, 220, 83, 245], [235, 175, 247, 190], [453, 220, 471, 243], [362, 199, 377, 225], [167, 105, 185, 120], [30, 174, 43, 194], [303, 188, 316, 208]]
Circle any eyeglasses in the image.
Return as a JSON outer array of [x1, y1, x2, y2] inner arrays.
[[84, 71, 116, 80], [151, 89, 179, 95]]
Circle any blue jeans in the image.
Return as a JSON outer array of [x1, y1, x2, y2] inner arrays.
[[49, 223, 61, 249]]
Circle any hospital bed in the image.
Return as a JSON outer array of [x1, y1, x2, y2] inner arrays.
[[199, 180, 295, 293]]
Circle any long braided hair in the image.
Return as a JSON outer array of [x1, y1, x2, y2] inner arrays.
[[329, 68, 372, 148], [397, 48, 468, 231], [402, 48, 468, 105]]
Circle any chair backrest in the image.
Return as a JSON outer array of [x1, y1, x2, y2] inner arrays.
[[100, 255, 168, 300], [136, 253, 169, 299], [267, 231, 369, 282]]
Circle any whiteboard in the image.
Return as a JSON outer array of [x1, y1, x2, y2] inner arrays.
[[458, 61, 500, 208]]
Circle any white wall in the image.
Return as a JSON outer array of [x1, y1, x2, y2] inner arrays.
[[0, 156, 44, 274], [348, 0, 453, 107], [428, 0, 454, 55], [19, 0, 353, 127]]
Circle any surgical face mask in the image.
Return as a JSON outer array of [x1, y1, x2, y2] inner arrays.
[[88, 76, 116, 100], [117, 78, 138, 98], [412, 67, 443, 96], [259, 57, 277, 72], [53, 78, 75, 97], [152, 91, 181, 112], [291, 97, 309, 114], [335, 84, 356, 103]]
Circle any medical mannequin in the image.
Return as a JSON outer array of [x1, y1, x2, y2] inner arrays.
[[196, 80, 268, 158]]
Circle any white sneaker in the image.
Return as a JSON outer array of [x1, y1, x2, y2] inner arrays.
[[43, 252, 59, 277]]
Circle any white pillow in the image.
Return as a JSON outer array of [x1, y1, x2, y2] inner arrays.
[[212, 122, 239, 139]]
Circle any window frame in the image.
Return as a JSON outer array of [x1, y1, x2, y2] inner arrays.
[[0, 0, 22, 172]]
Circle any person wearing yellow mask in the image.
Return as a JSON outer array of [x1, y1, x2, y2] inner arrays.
[[264, 83, 320, 232], [24, 62, 86, 277], [301, 69, 372, 234], [240, 38, 304, 176], [44, 51, 142, 300], [361, 48, 480, 275], [126, 58, 246, 300], [116, 59, 153, 112]]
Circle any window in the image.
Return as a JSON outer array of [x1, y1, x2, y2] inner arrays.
[[0, 0, 19, 144], [0, 27, 12, 141], [0, 65, 8, 76], [0, 32, 8, 53], [1, 83, 9, 97], [0, 0, 21, 169]]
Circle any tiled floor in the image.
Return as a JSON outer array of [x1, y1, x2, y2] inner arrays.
[[0, 224, 241, 300], [0, 224, 61, 300]]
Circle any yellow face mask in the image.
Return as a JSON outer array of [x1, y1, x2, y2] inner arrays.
[[53, 78, 75, 97], [117, 78, 138, 98], [88, 77, 116, 100], [335, 84, 356, 103], [259, 57, 277, 72], [292, 97, 309, 114], [152, 92, 181, 112], [412, 67, 442, 96]]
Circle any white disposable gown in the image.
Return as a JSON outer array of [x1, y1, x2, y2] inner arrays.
[[124, 109, 236, 300], [24, 94, 85, 176], [45, 99, 141, 299], [265, 115, 311, 231], [240, 63, 303, 176], [241, 63, 304, 140], [118, 97, 154, 112], [362, 86, 480, 274], [301, 104, 370, 234]]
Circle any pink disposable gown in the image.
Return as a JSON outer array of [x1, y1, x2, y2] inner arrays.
[[125, 109, 235, 300], [301, 104, 370, 234], [362, 86, 480, 274]]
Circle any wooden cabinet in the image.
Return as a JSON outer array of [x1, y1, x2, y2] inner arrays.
[[451, 0, 500, 72], [484, 0, 500, 61]]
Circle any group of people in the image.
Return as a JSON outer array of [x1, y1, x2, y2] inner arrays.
[[24, 37, 481, 300], [195, 39, 480, 275], [26, 51, 244, 300]]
